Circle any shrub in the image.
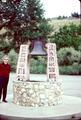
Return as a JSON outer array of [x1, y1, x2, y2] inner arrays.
[[8, 49, 18, 72], [52, 24, 81, 50], [57, 47, 81, 66], [79, 65, 81, 75], [30, 56, 47, 74], [0, 51, 5, 62], [59, 63, 81, 75]]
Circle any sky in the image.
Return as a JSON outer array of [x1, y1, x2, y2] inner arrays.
[[41, 0, 80, 18]]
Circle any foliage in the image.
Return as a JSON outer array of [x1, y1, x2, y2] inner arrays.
[[51, 23, 81, 50], [57, 47, 81, 66], [59, 64, 81, 75], [30, 56, 47, 74], [0, 0, 52, 52], [57, 47, 81, 75], [0, 35, 12, 53], [71, 12, 80, 18], [8, 49, 18, 71], [57, 16, 68, 20], [0, 51, 4, 62]]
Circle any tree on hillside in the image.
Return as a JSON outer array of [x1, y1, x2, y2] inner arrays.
[[71, 12, 79, 18], [52, 24, 81, 50], [0, 0, 52, 52], [79, 0, 81, 24]]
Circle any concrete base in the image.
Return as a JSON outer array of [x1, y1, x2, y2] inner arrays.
[[0, 95, 81, 119]]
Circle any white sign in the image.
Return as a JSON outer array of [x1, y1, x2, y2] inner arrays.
[[16, 45, 29, 81], [47, 43, 59, 81]]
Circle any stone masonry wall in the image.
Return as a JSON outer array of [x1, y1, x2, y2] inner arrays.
[[13, 80, 62, 107]]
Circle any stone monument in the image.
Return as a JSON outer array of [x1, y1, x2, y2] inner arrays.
[[13, 42, 62, 107]]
